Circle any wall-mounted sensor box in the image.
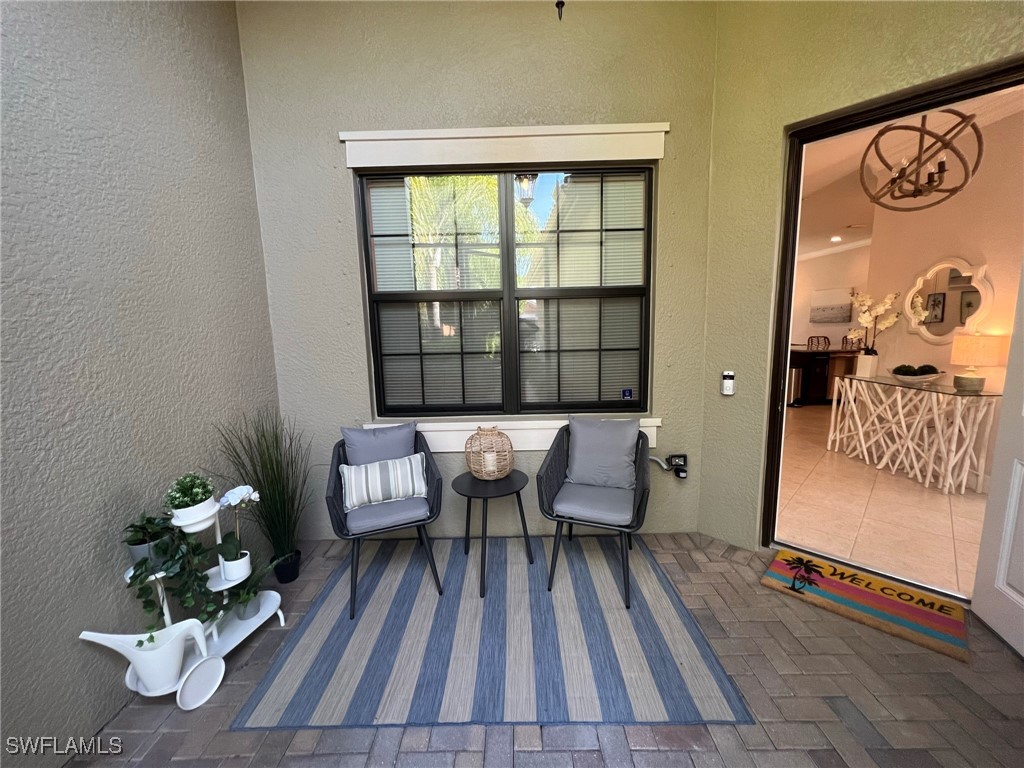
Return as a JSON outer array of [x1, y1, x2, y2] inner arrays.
[[721, 371, 736, 396], [667, 454, 687, 479]]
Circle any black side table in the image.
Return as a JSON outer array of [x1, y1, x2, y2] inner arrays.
[[451, 469, 534, 597]]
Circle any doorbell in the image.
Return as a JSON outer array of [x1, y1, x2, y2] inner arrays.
[[721, 371, 736, 396]]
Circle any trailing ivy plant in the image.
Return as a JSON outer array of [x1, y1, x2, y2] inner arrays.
[[127, 527, 219, 646]]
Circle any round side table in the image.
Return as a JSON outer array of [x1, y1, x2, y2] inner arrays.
[[451, 469, 534, 597]]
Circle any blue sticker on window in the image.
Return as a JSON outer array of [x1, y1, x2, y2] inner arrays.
[[621, 388, 633, 400]]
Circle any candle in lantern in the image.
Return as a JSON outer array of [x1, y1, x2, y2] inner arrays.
[[483, 451, 497, 473]]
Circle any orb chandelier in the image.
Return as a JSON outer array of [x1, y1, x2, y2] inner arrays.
[[859, 108, 984, 212]]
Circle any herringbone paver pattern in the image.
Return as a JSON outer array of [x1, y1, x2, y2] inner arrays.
[[77, 535, 1024, 767]]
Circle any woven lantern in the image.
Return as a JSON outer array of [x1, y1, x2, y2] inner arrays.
[[465, 426, 514, 481]]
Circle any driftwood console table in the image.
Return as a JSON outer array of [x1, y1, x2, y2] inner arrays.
[[827, 375, 1000, 495]]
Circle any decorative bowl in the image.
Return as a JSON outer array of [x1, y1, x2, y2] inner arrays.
[[889, 371, 945, 385]]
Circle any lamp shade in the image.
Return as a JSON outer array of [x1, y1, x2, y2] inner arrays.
[[950, 334, 1009, 367]]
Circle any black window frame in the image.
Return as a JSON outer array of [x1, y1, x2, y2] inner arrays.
[[359, 167, 654, 417]]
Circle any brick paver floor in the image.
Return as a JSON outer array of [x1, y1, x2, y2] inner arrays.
[[77, 534, 1024, 767]]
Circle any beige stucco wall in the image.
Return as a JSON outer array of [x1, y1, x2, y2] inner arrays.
[[702, 2, 1024, 548], [1, 2, 276, 761], [236, 1, 719, 540]]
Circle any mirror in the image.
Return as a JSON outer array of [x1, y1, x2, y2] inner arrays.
[[904, 257, 993, 344]]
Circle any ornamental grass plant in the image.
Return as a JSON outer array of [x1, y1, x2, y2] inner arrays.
[[216, 411, 313, 560]]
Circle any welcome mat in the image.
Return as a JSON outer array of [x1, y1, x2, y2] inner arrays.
[[233, 536, 751, 729], [761, 549, 968, 661]]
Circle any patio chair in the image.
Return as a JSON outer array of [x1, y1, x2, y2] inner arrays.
[[326, 423, 443, 618], [537, 417, 650, 608]]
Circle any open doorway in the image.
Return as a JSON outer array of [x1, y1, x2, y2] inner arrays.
[[763, 63, 1024, 600]]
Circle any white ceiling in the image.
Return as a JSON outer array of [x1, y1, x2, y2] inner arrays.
[[797, 84, 1024, 260]]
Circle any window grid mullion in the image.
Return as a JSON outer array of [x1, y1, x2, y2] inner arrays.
[[499, 174, 520, 413]]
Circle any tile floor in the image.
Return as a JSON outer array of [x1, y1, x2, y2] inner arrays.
[[76, 535, 1024, 767], [775, 405, 985, 597]]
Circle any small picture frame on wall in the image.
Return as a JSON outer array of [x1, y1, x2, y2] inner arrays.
[[925, 292, 945, 324], [960, 289, 981, 324]]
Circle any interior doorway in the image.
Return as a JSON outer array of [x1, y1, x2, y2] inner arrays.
[[762, 61, 1024, 600]]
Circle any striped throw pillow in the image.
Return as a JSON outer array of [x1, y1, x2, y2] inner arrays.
[[340, 452, 427, 512]]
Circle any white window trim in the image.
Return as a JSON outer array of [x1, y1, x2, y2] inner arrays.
[[364, 418, 662, 453], [338, 123, 669, 168]]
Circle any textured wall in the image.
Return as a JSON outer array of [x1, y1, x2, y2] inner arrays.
[[1, 2, 276, 761], [236, 1, 718, 539], [702, 2, 1024, 548]]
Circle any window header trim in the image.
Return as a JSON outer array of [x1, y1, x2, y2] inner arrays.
[[338, 123, 670, 169]]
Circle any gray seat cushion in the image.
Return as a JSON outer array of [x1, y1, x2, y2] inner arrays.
[[566, 415, 639, 489], [552, 483, 634, 526], [346, 496, 430, 535], [341, 422, 416, 465]]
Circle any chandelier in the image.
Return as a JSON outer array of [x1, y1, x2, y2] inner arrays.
[[859, 108, 984, 212]]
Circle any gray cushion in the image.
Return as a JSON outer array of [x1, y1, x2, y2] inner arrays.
[[552, 483, 634, 526], [342, 422, 416, 465], [566, 415, 639, 489], [345, 496, 430, 535]]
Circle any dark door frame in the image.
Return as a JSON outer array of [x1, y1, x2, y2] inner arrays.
[[761, 54, 1024, 548]]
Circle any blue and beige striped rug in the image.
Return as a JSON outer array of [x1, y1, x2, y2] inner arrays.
[[233, 536, 751, 729]]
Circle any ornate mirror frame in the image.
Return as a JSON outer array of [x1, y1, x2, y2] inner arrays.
[[904, 256, 993, 345]]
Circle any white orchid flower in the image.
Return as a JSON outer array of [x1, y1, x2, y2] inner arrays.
[[220, 484, 255, 507], [250, 491, 260, 502]]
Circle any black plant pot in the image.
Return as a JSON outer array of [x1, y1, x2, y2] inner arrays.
[[274, 550, 301, 584]]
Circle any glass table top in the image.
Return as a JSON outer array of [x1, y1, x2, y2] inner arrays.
[[844, 375, 1002, 397]]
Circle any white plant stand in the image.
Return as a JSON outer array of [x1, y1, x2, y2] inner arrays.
[[104, 502, 285, 710]]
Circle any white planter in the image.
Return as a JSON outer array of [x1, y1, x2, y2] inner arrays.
[[219, 551, 251, 583], [170, 496, 219, 533], [855, 354, 879, 378]]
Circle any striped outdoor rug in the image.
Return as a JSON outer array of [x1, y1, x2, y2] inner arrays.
[[762, 549, 969, 661], [233, 536, 751, 729]]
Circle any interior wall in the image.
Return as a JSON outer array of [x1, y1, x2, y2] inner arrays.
[[0, 3, 276, 762], [235, 1, 719, 539], [866, 113, 1024, 394], [703, 1, 1024, 548], [791, 247, 871, 347]]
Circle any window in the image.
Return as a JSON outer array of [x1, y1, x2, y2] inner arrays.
[[361, 169, 652, 416]]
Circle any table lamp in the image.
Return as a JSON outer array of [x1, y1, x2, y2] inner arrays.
[[950, 334, 1009, 392]]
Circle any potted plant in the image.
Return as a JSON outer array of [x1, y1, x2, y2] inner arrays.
[[217, 411, 313, 584], [215, 485, 259, 582], [164, 472, 218, 532], [122, 512, 174, 566], [127, 526, 219, 646], [847, 291, 903, 377], [225, 557, 280, 621]]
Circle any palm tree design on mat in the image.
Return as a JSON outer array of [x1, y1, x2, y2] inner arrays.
[[782, 555, 824, 593]]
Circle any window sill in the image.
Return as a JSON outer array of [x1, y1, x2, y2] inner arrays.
[[365, 417, 662, 452]]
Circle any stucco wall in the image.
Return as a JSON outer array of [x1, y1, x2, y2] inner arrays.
[[702, 2, 1024, 548], [1, 2, 276, 761], [235, 1, 718, 539]]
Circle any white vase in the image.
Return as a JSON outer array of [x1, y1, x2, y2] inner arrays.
[[170, 496, 219, 533], [855, 354, 879, 378], [219, 551, 251, 582]]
